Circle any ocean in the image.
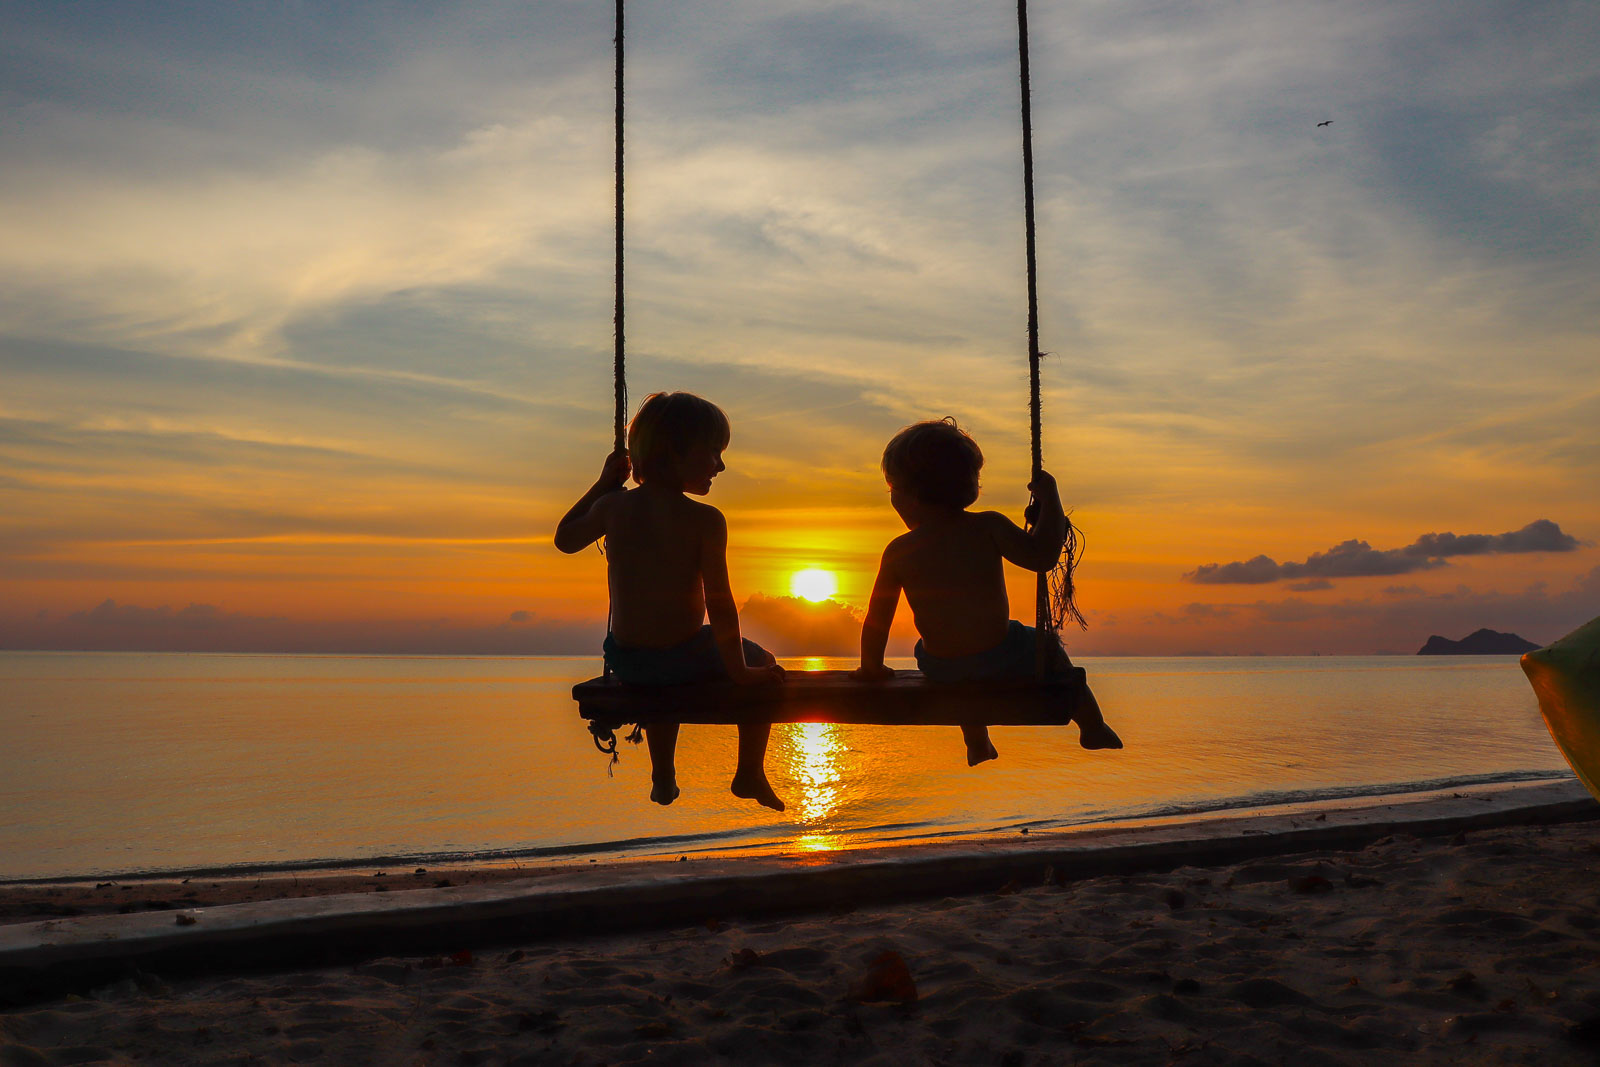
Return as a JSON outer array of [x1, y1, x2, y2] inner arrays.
[[0, 652, 1567, 882]]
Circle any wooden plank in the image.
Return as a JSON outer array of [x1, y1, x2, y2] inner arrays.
[[572, 668, 1085, 726]]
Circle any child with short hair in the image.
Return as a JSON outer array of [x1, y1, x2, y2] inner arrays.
[[556, 392, 786, 810], [850, 417, 1121, 764]]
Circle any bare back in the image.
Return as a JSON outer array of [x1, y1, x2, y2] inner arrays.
[[601, 486, 717, 649], [887, 511, 1014, 658]]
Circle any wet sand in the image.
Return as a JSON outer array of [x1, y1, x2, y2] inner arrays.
[[4, 817, 1600, 1065]]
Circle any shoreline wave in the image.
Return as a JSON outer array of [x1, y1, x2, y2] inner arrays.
[[4, 768, 1569, 887]]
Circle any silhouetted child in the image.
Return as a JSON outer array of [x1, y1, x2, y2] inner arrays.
[[849, 418, 1121, 764], [556, 392, 786, 810]]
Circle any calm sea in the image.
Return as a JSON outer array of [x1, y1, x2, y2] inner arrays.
[[0, 652, 1567, 882]]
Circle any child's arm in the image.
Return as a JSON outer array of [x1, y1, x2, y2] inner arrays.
[[849, 546, 901, 680], [983, 470, 1066, 572], [700, 508, 782, 685], [554, 450, 630, 553]]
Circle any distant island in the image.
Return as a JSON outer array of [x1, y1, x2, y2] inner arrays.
[[1416, 628, 1541, 655]]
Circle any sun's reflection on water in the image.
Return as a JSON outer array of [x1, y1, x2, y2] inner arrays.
[[783, 721, 847, 848]]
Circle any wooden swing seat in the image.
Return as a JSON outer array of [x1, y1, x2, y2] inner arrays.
[[573, 667, 1086, 728]]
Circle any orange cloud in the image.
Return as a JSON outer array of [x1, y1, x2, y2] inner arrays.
[[738, 593, 863, 658]]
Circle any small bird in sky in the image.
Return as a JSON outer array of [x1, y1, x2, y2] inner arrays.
[[1317, 120, 1333, 127]]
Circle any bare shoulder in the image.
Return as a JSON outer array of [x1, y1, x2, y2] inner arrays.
[[975, 510, 1024, 535], [873, 531, 916, 577], [589, 487, 629, 518], [683, 497, 727, 533]]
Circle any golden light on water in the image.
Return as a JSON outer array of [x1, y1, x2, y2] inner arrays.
[[784, 722, 846, 843], [789, 568, 838, 603]]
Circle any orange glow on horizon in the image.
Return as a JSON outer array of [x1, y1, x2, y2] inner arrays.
[[7, 450, 1597, 659]]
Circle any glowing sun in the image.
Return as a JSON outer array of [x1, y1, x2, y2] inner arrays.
[[789, 568, 838, 603]]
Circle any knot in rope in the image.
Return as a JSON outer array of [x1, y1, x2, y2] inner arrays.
[[588, 718, 649, 777], [588, 720, 621, 775]]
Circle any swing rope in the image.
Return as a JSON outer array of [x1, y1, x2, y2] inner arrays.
[[597, 0, 626, 695], [601, 0, 1083, 693], [1016, 0, 1051, 676], [612, 0, 627, 455], [1016, 0, 1085, 674]]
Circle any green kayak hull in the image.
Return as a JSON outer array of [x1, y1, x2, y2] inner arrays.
[[1522, 615, 1600, 801]]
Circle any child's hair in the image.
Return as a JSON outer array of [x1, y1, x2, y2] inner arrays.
[[881, 417, 983, 509], [627, 392, 732, 486]]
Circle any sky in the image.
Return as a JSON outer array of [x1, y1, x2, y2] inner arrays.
[[1, 0, 1597, 656]]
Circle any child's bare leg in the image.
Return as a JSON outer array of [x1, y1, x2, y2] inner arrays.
[[1046, 641, 1122, 750], [730, 645, 785, 811], [1073, 686, 1123, 750], [961, 723, 998, 766], [730, 722, 784, 811], [645, 721, 681, 804]]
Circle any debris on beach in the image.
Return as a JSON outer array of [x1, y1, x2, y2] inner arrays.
[[1287, 873, 1333, 894], [849, 949, 917, 1004], [724, 947, 762, 971]]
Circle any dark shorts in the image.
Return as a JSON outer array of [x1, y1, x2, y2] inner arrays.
[[915, 620, 1061, 683], [603, 625, 773, 686]]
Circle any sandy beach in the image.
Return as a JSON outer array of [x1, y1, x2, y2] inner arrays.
[[4, 810, 1600, 1065]]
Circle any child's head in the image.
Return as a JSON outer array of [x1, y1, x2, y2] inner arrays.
[[628, 392, 732, 490], [881, 417, 983, 510]]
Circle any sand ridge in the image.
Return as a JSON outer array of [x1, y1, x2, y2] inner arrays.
[[0, 866, 566, 929]]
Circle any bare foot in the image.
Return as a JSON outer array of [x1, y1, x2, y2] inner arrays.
[[731, 774, 785, 812], [1079, 722, 1124, 750], [966, 739, 999, 766], [650, 781, 680, 805]]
